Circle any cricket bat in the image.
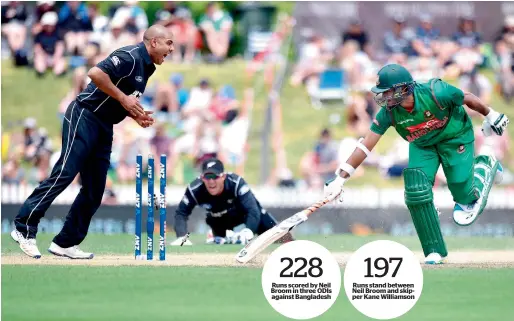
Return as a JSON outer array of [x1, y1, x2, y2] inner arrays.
[[235, 197, 332, 263]]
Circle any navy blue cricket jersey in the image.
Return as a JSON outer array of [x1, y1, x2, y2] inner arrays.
[[76, 42, 156, 124], [174, 173, 264, 236]]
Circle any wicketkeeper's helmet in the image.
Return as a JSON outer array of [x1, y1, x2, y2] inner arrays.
[[371, 64, 415, 110]]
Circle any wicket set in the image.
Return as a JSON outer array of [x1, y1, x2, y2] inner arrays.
[[135, 154, 167, 261]]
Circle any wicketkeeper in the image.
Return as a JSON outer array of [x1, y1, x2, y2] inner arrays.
[[171, 158, 293, 245], [324, 64, 509, 264]]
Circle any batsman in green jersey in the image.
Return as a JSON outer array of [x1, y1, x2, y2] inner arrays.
[[324, 64, 510, 264]]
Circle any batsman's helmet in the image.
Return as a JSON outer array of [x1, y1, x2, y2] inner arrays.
[[371, 64, 415, 110]]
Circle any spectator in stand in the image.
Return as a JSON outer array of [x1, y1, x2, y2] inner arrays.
[[155, 1, 182, 19], [377, 138, 410, 179], [338, 39, 376, 91], [32, 1, 57, 36], [170, 8, 198, 63], [383, 15, 416, 64], [290, 34, 333, 87], [445, 15, 484, 77], [112, 0, 148, 41], [452, 15, 482, 50], [150, 122, 173, 159], [341, 18, 371, 57], [153, 78, 179, 120], [114, 120, 150, 184], [33, 11, 66, 77], [168, 79, 214, 178], [220, 88, 252, 176], [409, 56, 439, 82], [412, 14, 440, 58], [57, 1, 92, 56], [299, 129, 339, 189], [88, 3, 109, 45], [1, 1, 29, 66], [209, 85, 239, 123], [2, 156, 26, 185], [459, 67, 492, 119], [21, 119, 53, 184], [199, 2, 233, 63], [156, 5, 198, 63], [99, 16, 136, 56], [191, 113, 223, 169], [494, 16, 514, 102], [170, 73, 190, 111], [345, 91, 377, 137]]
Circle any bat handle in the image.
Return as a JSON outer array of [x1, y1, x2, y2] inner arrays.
[[304, 198, 330, 218]]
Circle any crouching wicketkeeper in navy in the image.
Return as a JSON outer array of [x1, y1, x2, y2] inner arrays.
[[11, 25, 174, 259], [171, 158, 294, 246]]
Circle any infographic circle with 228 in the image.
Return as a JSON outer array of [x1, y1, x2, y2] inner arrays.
[[261, 240, 341, 319]]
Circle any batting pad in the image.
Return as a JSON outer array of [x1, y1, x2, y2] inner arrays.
[[404, 168, 448, 258], [474, 155, 499, 217]]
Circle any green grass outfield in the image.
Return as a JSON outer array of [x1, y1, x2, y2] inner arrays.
[[3, 233, 514, 254], [3, 233, 514, 321]]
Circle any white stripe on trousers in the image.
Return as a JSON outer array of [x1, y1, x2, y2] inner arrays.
[[25, 103, 84, 237]]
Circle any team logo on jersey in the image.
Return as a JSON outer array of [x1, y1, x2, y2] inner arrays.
[[110, 56, 120, 66], [457, 144, 465, 154], [397, 118, 414, 125], [135, 76, 143, 82], [424, 110, 434, 120], [238, 185, 250, 196], [406, 116, 449, 142], [130, 91, 142, 98]]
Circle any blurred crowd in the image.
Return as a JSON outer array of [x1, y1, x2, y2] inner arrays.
[[2, 3, 513, 203], [2, 1, 290, 205], [290, 13, 514, 189], [1, 1, 235, 72]]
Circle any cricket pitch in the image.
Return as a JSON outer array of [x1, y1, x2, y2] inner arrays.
[[3, 250, 514, 268]]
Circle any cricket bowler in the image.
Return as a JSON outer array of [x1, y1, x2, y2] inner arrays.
[[11, 25, 174, 259], [324, 64, 509, 264], [171, 158, 294, 246]]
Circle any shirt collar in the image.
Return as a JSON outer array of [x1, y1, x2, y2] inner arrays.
[[137, 42, 153, 66]]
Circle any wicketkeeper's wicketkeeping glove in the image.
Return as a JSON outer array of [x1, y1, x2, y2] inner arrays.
[[484, 109, 509, 136]]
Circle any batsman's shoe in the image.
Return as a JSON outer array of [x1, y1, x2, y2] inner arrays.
[[424, 252, 445, 265], [48, 242, 94, 259], [11, 230, 42, 259], [453, 200, 481, 226]]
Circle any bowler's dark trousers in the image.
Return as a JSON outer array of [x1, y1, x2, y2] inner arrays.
[[14, 101, 113, 247]]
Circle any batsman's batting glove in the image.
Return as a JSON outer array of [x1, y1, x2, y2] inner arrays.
[[485, 108, 509, 136], [324, 175, 347, 203]]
